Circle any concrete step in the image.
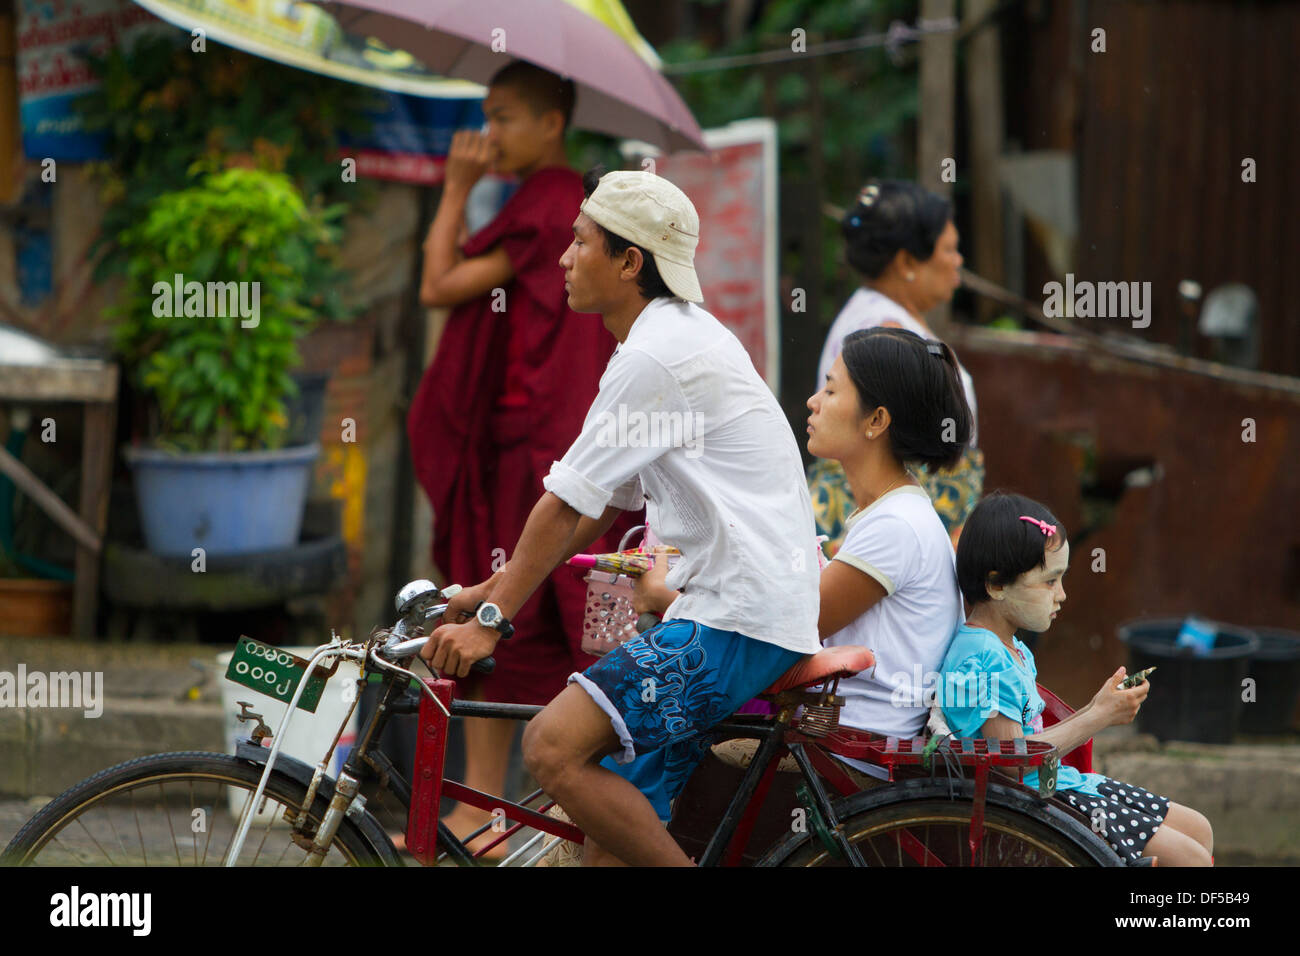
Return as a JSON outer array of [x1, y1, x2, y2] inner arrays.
[[0, 637, 231, 798], [1092, 726, 1300, 864]]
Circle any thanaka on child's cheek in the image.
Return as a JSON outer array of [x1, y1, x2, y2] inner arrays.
[[999, 541, 1069, 634], [1002, 583, 1056, 633]]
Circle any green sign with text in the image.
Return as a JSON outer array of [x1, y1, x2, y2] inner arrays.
[[224, 636, 332, 713]]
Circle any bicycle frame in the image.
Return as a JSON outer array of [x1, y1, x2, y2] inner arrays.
[[399, 677, 872, 868], [222, 628, 1068, 868]]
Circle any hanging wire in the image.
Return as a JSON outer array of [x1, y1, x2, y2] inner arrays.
[[660, 16, 959, 75]]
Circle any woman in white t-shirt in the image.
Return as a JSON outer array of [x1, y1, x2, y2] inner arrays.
[[634, 327, 973, 763], [809, 179, 983, 554], [807, 326, 974, 777]]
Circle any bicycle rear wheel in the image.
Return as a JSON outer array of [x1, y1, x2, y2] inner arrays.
[[759, 778, 1120, 867], [3, 752, 392, 867]]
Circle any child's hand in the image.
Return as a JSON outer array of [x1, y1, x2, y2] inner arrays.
[[631, 548, 677, 617], [444, 130, 494, 192], [1091, 667, 1151, 727]]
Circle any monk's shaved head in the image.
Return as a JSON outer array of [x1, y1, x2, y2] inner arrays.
[[488, 61, 576, 130]]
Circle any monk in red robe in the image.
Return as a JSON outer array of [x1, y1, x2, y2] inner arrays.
[[407, 60, 638, 854]]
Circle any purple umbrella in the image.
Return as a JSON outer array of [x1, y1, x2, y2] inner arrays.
[[317, 0, 706, 152]]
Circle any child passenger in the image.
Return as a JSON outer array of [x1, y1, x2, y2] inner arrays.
[[941, 492, 1214, 866]]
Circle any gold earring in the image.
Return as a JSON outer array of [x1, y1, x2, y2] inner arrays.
[[867, 432, 874, 439]]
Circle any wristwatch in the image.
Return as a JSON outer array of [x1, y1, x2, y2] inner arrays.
[[474, 601, 515, 640]]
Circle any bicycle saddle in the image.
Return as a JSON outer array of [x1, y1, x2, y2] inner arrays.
[[764, 645, 875, 695]]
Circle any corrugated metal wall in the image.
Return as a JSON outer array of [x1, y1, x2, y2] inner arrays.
[[951, 327, 1300, 708], [1018, 0, 1299, 374]]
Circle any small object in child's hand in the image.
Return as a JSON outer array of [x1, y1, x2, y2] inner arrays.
[[1119, 666, 1157, 689]]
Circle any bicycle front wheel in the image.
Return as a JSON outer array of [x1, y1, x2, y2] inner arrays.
[[760, 778, 1120, 867], [3, 752, 392, 867]]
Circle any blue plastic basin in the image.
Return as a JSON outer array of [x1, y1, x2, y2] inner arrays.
[[124, 444, 320, 557]]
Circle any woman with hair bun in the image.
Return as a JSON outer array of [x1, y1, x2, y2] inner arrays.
[[809, 179, 983, 554]]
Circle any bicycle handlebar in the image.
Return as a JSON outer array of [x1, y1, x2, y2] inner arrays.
[[378, 603, 496, 675]]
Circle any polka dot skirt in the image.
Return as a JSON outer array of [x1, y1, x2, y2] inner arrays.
[[1056, 776, 1170, 864]]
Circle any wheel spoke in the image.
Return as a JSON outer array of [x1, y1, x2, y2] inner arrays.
[[72, 815, 114, 865], [130, 789, 148, 867], [104, 800, 133, 863], [54, 826, 101, 866], [9, 758, 384, 867], [249, 803, 278, 866], [788, 796, 1094, 868], [190, 781, 199, 868], [867, 833, 887, 866], [159, 782, 182, 867], [201, 788, 219, 866]]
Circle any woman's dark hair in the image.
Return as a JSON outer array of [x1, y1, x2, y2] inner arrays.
[[582, 166, 673, 301], [956, 492, 1068, 606], [839, 326, 972, 471], [842, 179, 952, 279]]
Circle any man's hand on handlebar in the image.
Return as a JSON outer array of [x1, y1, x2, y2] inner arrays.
[[422, 619, 499, 677], [442, 576, 497, 626]]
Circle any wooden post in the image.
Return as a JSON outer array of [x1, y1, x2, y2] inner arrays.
[[918, 0, 957, 198], [0, 359, 118, 638], [964, 0, 1006, 321], [919, 0, 957, 333], [0, 0, 20, 207], [73, 398, 116, 638]]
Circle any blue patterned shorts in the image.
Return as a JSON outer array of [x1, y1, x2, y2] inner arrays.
[[569, 618, 802, 821]]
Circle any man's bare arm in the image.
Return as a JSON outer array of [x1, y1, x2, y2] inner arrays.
[[425, 496, 628, 676], [564, 505, 624, 560], [479, 492, 585, 620]]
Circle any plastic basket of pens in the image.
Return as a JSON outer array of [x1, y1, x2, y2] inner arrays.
[[569, 526, 676, 657]]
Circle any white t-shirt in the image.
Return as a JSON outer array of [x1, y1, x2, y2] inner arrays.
[[822, 485, 963, 777], [815, 288, 979, 446], [543, 297, 822, 656]]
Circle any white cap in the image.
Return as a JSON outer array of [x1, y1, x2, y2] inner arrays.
[[580, 170, 703, 303]]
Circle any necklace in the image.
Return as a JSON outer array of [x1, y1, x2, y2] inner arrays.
[[875, 472, 911, 501]]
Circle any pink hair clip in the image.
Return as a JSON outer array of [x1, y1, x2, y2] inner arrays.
[[1019, 515, 1057, 536]]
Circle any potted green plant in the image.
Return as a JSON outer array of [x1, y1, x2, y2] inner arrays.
[[114, 166, 344, 556]]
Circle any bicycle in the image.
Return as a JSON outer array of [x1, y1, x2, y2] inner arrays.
[[3, 580, 1122, 867]]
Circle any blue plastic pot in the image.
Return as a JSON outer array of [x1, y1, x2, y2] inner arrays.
[[124, 444, 320, 557]]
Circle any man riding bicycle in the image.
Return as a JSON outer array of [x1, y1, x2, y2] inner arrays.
[[424, 168, 821, 866]]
